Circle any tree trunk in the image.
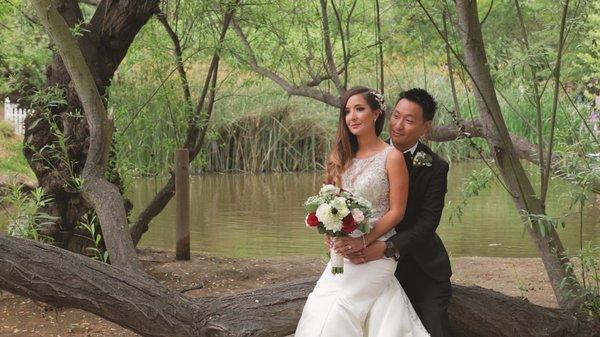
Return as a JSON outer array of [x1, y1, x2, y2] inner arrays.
[[32, 0, 145, 272], [0, 235, 598, 337], [454, 0, 580, 308], [22, 0, 158, 254]]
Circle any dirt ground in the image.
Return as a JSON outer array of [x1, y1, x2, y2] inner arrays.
[[0, 250, 558, 337]]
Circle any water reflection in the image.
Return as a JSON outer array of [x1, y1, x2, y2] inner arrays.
[[131, 162, 600, 258]]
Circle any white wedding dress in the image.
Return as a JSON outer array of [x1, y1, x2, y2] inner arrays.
[[295, 146, 429, 337]]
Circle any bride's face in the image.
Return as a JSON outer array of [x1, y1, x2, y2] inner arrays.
[[344, 94, 379, 137]]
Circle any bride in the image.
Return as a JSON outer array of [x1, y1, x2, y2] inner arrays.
[[295, 87, 429, 336]]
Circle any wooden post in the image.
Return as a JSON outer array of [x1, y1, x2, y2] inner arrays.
[[175, 149, 190, 260]]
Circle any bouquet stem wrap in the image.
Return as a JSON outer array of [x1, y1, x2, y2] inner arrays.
[[330, 247, 344, 274]]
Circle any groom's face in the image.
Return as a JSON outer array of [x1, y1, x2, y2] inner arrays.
[[389, 99, 432, 151]]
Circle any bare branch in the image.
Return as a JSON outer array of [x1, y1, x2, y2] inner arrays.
[[442, 5, 461, 119], [480, 0, 494, 25], [330, 0, 348, 89], [319, 0, 344, 95], [304, 65, 347, 87], [513, 0, 546, 192], [541, 0, 570, 204], [156, 11, 192, 109], [375, 0, 384, 93]]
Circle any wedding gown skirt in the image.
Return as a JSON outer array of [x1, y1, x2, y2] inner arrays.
[[296, 146, 429, 336], [295, 256, 429, 337]]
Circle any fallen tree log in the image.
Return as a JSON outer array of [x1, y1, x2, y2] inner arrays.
[[0, 235, 597, 337], [449, 285, 598, 337]]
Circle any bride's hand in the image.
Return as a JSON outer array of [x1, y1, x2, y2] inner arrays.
[[348, 241, 386, 265], [333, 237, 364, 255]]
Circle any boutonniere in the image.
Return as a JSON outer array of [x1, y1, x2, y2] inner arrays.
[[413, 151, 432, 167]]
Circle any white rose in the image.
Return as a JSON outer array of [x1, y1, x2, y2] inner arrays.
[[319, 184, 340, 196]]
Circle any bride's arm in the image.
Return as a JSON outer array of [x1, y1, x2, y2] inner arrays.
[[334, 149, 408, 254], [361, 148, 408, 246]]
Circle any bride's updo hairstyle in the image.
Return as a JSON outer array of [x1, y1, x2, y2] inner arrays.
[[325, 86, 386, 187]]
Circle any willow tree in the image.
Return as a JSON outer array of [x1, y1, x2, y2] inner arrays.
[[22, 0, 158, 254], [449, 0, 581, 308]]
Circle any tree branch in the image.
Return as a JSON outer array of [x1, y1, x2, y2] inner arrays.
[[375, 0, 384, 93], [232, 18, 341, 107], [541, 0, 570, 204], [514, 0, 547, 198], [442, 5, 461, 119], [329, 0, 348, 89], [318, 0, 344, 95], [156, 11, 192, 109]]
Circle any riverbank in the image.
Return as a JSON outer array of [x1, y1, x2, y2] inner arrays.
[[0, 249, 559, 336]]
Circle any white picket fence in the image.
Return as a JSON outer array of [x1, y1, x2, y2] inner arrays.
[[3, 97, 33, 135]]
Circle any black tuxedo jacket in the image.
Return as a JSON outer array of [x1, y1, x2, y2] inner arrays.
[[387, 141, 452, 282]]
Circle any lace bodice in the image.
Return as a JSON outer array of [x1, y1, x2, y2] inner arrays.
[[341, 145, 396, 241]]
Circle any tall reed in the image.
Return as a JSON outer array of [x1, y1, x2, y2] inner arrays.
[[195, 104, 334, 173]]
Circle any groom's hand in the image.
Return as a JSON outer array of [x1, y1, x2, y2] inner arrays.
[[347, 241, 386, 264], [324, 235, 333, 250]]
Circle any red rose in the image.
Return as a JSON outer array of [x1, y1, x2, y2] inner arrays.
[[305, 212, 320, 228], [341, 214, 357, 233]]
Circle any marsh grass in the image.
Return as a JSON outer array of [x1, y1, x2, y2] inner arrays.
[[195, 104, 335, 173]]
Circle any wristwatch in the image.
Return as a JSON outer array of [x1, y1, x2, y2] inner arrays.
[[384, 241, 397, 258]]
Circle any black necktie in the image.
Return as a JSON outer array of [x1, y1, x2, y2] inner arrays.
[[403, 152, 413, 171]]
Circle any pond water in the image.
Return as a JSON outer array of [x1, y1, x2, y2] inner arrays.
[[130, 162, 600, 258], [2, 162, 598, 258]]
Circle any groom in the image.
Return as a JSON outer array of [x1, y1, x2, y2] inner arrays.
[[346, 88, 453, 337]]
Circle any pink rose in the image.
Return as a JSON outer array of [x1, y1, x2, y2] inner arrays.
[[351, 208, 365, 223]]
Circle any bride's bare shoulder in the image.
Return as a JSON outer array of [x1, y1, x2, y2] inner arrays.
[[385, 147, 405, 169]]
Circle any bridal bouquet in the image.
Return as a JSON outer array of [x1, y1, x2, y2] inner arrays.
[[304, 184, 373, 274]]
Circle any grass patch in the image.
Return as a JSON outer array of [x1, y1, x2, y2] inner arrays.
[[0, 123, 35, 180]]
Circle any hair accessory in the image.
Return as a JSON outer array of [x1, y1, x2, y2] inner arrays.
[[369, 91, 387, 112]]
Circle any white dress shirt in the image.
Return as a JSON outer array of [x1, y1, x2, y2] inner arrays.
[[389, 139, 418, 155]]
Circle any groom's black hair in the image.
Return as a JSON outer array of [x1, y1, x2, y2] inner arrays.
[[396, 88, 437, 121]]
